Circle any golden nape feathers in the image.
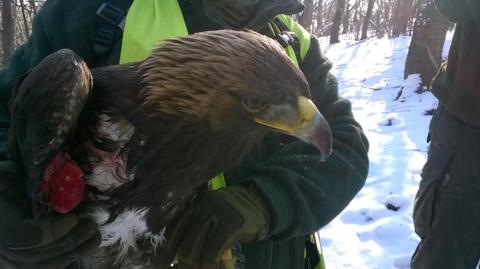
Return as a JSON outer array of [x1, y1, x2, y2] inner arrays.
[[139, 30, 309, 121]]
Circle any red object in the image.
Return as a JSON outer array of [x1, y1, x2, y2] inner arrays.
[[38, 151, 85, 213]]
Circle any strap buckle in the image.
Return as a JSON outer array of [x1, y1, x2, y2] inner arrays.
[[276, 31, 297, 48], [94, 27, 115, 55], [96, 3, 126, 29]]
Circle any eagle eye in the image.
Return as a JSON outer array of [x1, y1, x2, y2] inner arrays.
[[243, 97, 267, 112]]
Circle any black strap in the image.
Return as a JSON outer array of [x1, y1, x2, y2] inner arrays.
[[271, 17, 302, 64], [94, 0, 134, 56]]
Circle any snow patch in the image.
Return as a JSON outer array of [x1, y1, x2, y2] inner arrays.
[[319, 32, 452, 269], [383, 194, 409, 212], [393, 255, 413, 269]]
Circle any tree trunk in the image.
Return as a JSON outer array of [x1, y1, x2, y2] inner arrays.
[[321, 0, 335, 36], [373, 6, 381, 37], [1, 0, 15, 65], [29, 0, 37, 14], [345, 0, 361, 37], [404, 0, 450, 85], [342, 3, 351, 34], [391, 0, 415, 37], [383, 1, 392, 37], [354, 9, 361, 40], [330, 0, 345, 44], [20, 0, 30, 37], [314, 0, 324, 35], [299, 0, 314, 32], [360, 0, 375, 40]]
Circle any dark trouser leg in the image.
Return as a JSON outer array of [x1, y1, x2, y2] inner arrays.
[[411, 107, 480, 269]]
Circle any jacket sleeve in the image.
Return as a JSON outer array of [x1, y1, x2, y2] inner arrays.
[[434, 0, 480, 23], [226, 36, 369, 241]]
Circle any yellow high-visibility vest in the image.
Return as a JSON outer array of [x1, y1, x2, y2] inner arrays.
[[119, 0, 188, 64]]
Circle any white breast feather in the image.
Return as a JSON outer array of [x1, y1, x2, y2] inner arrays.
[[91, 207, 166, 262]]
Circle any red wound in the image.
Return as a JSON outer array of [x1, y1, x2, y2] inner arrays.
[[38, 151, 85, 213]]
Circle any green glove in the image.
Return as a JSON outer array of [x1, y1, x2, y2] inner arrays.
[[0, 161, 101, 269], [158, 186, 269, 269]]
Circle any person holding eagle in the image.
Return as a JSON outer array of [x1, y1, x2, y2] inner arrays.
[[0, 0, 369, 269]]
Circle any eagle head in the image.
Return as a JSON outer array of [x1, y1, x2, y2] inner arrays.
[[138, 30, 332, 161]]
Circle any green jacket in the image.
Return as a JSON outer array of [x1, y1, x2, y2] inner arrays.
[[0, 0, 369, 268], [431, 0, 480, 127]]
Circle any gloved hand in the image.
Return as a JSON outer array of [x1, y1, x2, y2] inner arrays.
[[0, 161, 101, 269], [157, 186, 270, 269]]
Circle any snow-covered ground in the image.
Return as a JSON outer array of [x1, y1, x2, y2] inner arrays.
[[318, 33, 453, 269]]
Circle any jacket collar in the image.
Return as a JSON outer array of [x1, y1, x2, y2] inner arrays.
[[187, 0, 304, 31], [243, 0, 305, 29]]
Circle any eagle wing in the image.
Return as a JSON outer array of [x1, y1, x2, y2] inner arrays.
[[8, 49, 92, 214]]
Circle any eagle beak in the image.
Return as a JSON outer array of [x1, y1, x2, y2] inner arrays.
[[255, 96, 333, 161]]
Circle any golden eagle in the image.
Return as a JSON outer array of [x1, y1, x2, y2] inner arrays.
[[8, 30, 332, 268]]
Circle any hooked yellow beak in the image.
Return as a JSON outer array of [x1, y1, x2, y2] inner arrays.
[[254, 96, 333, 161]]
